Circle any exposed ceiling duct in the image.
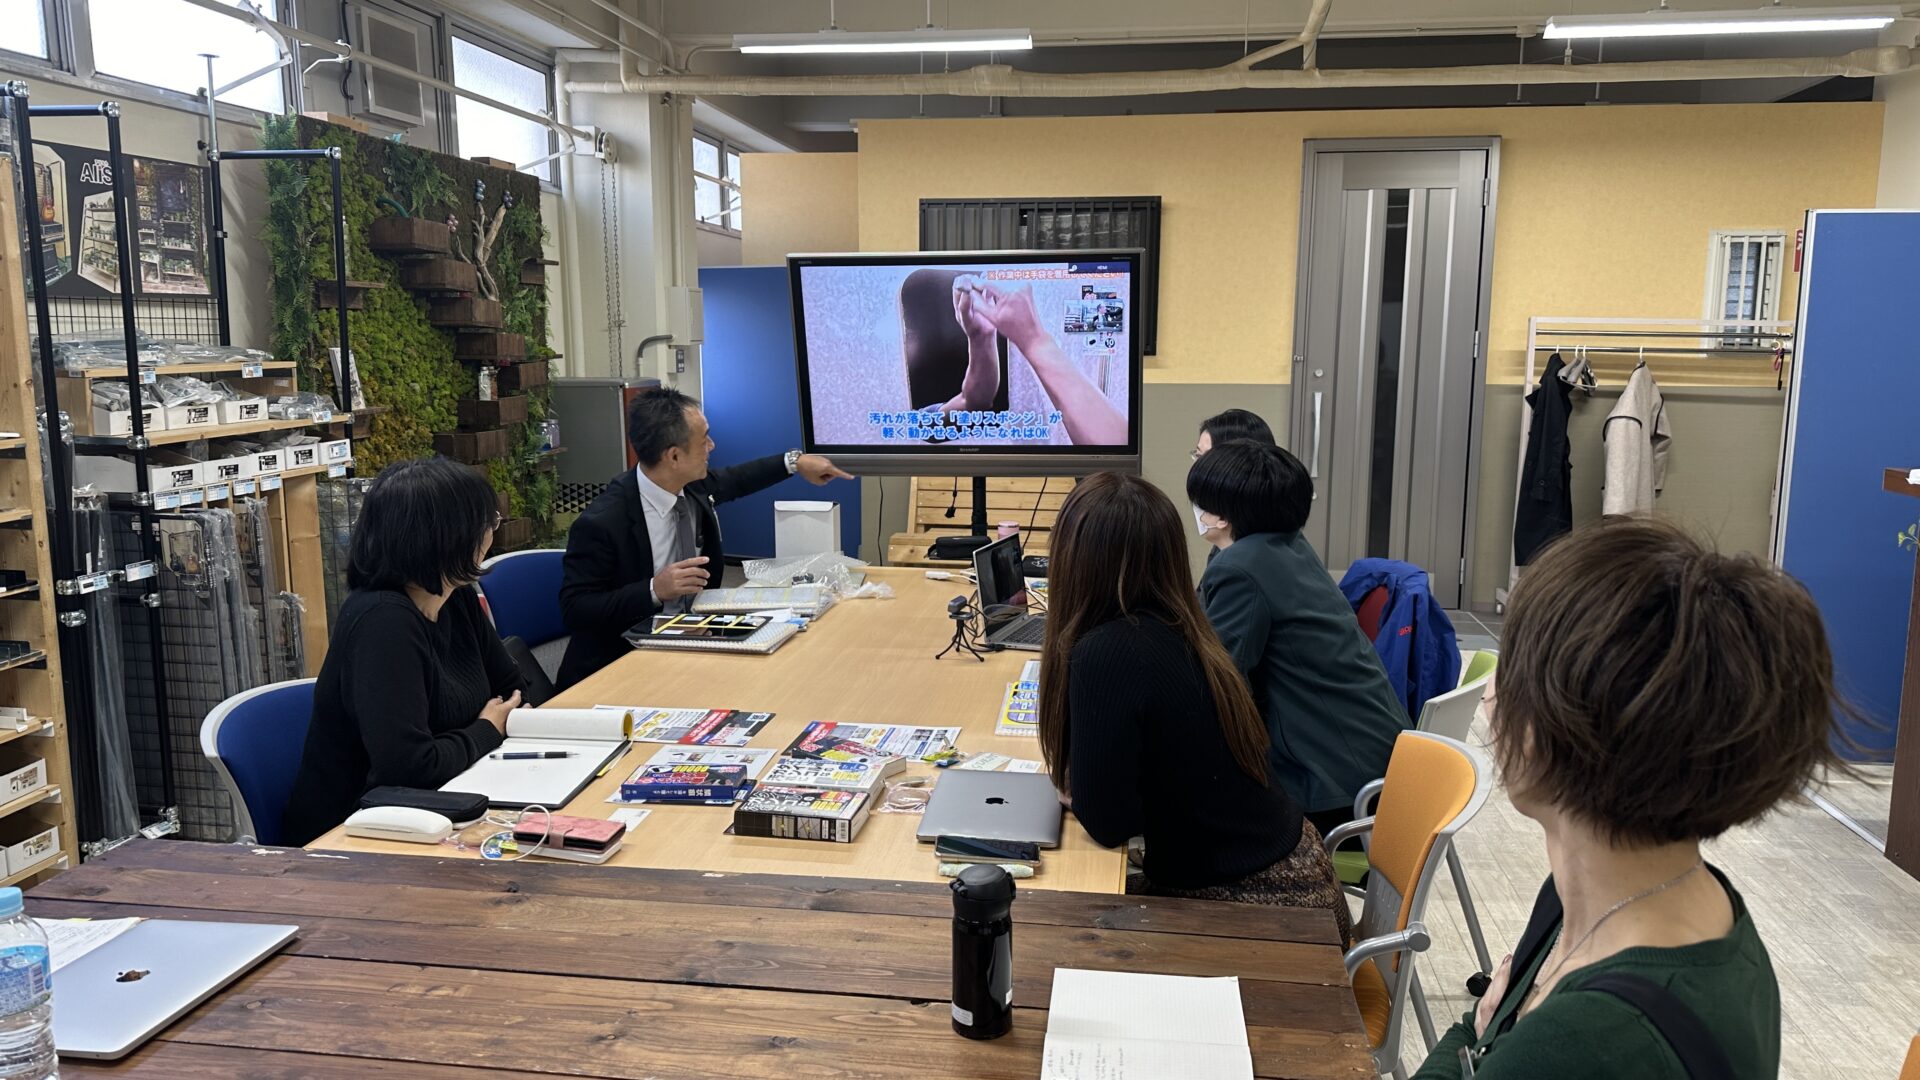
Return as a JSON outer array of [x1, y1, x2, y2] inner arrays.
[[568, 45, 1912, 97]]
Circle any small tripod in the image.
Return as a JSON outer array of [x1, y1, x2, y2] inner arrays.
[[936, 595, 987, 662]]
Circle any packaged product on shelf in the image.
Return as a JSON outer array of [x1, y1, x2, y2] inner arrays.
[[72, 448, 206, 494], [152, 375, 225, 431], [42, 332, 170, 372], [267, 392, 336, 422], [208, 380, 266, 425], [156, 342, 273, 366], [88, 382, 168, 436]]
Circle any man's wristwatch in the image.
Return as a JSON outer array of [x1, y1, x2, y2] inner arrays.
[[784, 449, 802, 474]]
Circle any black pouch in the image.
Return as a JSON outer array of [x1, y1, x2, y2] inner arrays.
[[359, 787, 489, 826]]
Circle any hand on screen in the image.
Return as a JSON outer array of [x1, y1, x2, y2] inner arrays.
[[940, 278, 1004, 413], [796, 455, 854, 485], [975, 283, 1047, 352], [953, 278, 996, 342]]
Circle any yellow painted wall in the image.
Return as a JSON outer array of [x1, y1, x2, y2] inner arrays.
[[740, 151, 860, 265], [856, 104, 1883, 387]]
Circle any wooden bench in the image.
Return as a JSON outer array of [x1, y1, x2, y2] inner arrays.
[[886, 475, 1076, 567]]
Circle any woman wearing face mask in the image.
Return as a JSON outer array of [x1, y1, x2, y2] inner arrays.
[[1187, 441, 1408, 839]]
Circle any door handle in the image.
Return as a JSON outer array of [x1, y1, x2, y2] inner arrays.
[[1309, 391, 1324, 480]]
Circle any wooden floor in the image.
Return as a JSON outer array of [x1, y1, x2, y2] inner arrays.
[[1394, 618, 1920, 1078]]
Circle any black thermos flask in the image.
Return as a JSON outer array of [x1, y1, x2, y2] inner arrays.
[[950, 863, 1015, 1039]]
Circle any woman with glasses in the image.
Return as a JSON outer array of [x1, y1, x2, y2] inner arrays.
[[282, 456, 526, 845]]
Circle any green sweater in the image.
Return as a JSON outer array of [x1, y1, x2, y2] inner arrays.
[[1412, 872, 1780, 1079], [1197, 532, 1407, 813]]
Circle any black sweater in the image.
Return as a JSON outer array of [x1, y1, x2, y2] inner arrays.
[[1064, 615, 1304, 888], [281, 587, 524, 845]]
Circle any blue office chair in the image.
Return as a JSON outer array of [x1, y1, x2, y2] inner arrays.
[[200, 678, 316, 846], [477, 549, 568, 683]]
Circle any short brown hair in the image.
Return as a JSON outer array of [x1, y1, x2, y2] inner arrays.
[[1496, 517, 1846, 845]]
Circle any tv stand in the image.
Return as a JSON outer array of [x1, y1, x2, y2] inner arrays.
[[925, 477, 995, 562]]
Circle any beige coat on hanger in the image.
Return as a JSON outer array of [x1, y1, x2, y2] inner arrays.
[[1602, 364, 1672, 516]]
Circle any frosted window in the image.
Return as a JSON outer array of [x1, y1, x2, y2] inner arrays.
[[91, 0, 285, 113], [0, 0, 47, 60], [451, 36, 553, 183]]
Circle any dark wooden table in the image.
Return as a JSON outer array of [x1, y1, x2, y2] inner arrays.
[[35, 842, 1374, 1079]]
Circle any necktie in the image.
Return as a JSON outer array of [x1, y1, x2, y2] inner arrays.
[[665, 496, 698, 612]]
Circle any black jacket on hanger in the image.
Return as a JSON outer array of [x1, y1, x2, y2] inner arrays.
[[1514, 353, 1575, 566]]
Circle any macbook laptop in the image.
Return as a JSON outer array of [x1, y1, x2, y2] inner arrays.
[[972, 534, 1045, 651], [54, 918, 298, 1060], [917, 769, 1065, 848]]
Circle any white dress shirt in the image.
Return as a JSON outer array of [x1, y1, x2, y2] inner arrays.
[[635, 465, 685, 605]]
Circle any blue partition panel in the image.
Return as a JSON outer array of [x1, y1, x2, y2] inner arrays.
[[698, 266, 862, 559], [1777, 210, 1920, 758]]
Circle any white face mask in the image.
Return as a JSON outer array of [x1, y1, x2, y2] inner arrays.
[[1191, 503, 1218, 537]]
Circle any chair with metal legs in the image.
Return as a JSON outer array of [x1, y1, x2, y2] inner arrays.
[[1329, 731, 1494, 1080]]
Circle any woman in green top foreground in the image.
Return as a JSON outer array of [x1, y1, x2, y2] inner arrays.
[[1414, 516, 1847, 1079]]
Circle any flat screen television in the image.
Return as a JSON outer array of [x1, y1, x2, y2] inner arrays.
[[788, 250, 1144, 476]]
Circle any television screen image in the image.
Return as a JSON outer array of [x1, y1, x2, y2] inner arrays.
[[789, 251, 1143, 474]]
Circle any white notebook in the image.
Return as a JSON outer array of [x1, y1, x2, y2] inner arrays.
[[1041, 969, 1255, 1080], [442, 708, 633, 809], [692, 585, 834, 617]]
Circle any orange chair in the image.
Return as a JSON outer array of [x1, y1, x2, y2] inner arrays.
[[1327, 731, 1493, 1080], [1900, 1035, 1920, 1080]]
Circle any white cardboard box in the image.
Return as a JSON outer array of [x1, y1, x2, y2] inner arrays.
[[3, 823, 57, 877], [286, 445, 321, 471], [204, 457, 250, 485], [219, 398, 266, 425], [90, 404, 167, 437], [320, 439, 352, 464], [0, 759, 46, 805], [166, 402, 219, 431], [252, 449, 287, 476], [73, 452, 204, 493], [774, 501, 841, 559]]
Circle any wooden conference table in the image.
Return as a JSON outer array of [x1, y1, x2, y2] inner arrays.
[[36, 842, 1376, 1079], [313, 567, 1128, 893]]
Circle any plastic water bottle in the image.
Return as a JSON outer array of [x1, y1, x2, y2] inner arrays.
[[0, 888, 54, 1080]]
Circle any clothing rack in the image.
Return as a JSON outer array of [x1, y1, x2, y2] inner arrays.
[[1500, 316, 1797, 609]]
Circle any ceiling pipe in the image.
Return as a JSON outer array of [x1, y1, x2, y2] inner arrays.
[[569, 44, 1911, 97], [493, 0, 678, 72], [566, 0, 678, 67]]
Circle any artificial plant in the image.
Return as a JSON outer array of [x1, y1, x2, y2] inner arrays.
[[260, 118, 556, 538]]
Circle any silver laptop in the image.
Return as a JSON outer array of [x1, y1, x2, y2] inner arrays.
[[972, 534, 1045, 651], [917, 769, 1065, 848], [54, 918, 297, 1060]]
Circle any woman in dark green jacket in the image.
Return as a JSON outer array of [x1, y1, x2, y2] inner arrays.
[[1188, 441, 1408, 837], [1413, 517, 1847, 1079]]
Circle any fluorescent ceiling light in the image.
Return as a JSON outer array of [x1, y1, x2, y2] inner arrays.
[[734, 28, 1033, 55], [1544, 5, 1898, 39]]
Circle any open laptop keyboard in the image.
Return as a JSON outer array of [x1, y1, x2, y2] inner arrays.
[[998, 617, 1047, 646]]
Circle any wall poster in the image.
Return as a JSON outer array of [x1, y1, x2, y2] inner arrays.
[[11, 140, 212, 298]]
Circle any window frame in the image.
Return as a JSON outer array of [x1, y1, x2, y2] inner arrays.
[[74, 0, 296, 119], [446, 22, 559, 188], [692, 129, 744, 236], [1703, 229, 1787, 345]]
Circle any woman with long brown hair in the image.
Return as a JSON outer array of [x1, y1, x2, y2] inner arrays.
[[1037, 472, 1349, 927]]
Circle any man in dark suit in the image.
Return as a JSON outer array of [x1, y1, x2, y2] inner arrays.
[[554, 387, 852, 690]]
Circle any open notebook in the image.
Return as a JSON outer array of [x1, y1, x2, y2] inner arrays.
[[441, 708, 633, 809]]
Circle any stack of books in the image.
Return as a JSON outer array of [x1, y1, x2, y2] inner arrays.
[[729, 727, 910, 844]]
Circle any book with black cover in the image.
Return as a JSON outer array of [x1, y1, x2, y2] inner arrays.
[[732, 785, 873, 843]]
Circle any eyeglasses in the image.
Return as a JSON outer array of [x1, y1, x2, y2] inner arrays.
[[489, 512, 504, 530], [1189, 447, 1204, 461]]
